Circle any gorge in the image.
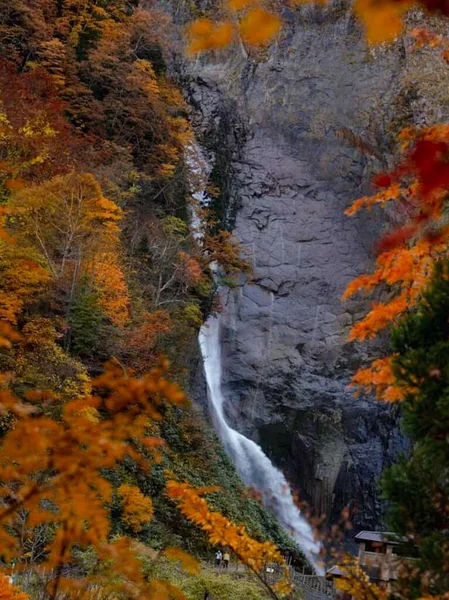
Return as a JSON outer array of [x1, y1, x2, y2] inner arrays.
[[182, 1, 449, 535]]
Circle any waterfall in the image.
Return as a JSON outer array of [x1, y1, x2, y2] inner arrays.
[[199, 317, 323, 573], [187, 141, 323, 574]]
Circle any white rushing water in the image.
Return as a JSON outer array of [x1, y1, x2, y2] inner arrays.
[[186, 141, 323, 573], [199, 316, 323, 573]]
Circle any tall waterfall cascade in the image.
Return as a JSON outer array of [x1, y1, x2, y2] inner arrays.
[[187, 142, 323, 574]]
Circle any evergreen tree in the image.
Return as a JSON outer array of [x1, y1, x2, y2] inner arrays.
[[382, 260, 449, 598], [68, 276, 108, 358]]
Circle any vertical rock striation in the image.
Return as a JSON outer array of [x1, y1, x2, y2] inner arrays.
[[182, 3, 448, 528]]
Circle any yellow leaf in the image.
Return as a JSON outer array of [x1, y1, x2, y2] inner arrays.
[[165, 547, 200, 574], [354, 0, 413, 44], [240, 8, 281, 46], [187, 20, 234, 53], [214, 22, 234, 48]]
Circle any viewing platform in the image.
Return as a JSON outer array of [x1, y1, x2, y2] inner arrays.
[[327, 530, 417, 598]]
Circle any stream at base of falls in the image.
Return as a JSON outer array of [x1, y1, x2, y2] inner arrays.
[[187, 141, 323, 575]]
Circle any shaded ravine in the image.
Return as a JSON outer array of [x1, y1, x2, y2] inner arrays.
[[199, 315, 323, 572]]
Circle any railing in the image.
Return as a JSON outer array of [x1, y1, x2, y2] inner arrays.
[[292, 571, 336, 600], [209, 560, 337, 600]]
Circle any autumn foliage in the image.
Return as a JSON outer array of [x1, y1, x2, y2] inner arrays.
[[334, 558, 388, 600], [343, 124, 449, 401], [186, 0, 449, 54], [0, 0, 239, 364], [0, 328, 187, 598], [332, 11, 449, 599], [167, 481, 293, 598], [0, 2, 278, 599], [0, 576, 29, 600], [2, 0, 449, 599], [118, 484, 154, 534]]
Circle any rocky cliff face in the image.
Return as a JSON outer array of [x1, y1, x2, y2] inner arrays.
[[181, 3, 449, 528]]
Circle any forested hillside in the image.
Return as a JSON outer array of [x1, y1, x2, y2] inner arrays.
[[0, 0, 296, 580], [0, 0, 203, 379]]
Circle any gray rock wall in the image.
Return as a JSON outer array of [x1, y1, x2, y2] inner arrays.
[[182, 3, 448, 527]]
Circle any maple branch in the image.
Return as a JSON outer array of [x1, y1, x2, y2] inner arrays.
[[0, 484, 41, 523], [231, 548, 283, 600], [47, 525, 68, 600]]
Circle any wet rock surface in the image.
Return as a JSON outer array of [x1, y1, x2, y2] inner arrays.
[[181, 4, 447, 527]]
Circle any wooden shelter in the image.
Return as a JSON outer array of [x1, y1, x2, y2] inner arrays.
[[326, 530, 416, 598]]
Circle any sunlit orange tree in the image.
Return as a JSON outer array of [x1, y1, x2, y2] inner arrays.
[[0, 322, 187, 599]]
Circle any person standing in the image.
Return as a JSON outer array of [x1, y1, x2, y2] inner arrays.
[[215, 549, 222, 567], [222, 551, 230, 569]]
